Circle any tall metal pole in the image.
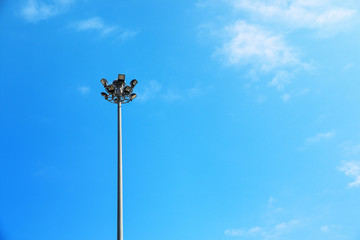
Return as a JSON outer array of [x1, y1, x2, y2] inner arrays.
[[100, 74, 137, 240], [117, 102, 123, 240]]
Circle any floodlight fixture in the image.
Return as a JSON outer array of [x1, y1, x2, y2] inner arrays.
[[118, 74, 125, 81], [130, 93, 137, 100], [101, 78, 108, 87], [114, 76, 125, 87], [106, 84, 115, 93], [101, 92, 108, 100], [100, 73, 138, 104], [130, 79, 138, 88], [123, 85, 132, 94]]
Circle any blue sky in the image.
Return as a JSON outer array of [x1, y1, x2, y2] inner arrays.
[[1, 0, 360, 239]]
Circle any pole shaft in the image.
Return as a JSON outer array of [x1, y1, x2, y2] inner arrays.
[[117, 102, 123, 240]]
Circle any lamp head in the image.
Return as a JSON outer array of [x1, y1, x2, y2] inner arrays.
[[101, 92, 108, 100], [114, 75, 125, 86], [106, 84, 115, 93], [101, 78, 108, 87], [130, 79, 138, 88], [124, 85, 132, 95], [118, 74, 125, 81], [130, 93, 137, 100]]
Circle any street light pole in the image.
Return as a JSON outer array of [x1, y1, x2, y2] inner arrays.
[[100, 74, 138, 240], [117, 102, 123, 240]]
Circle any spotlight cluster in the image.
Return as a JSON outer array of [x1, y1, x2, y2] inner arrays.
[[100, 74, 138, 104]]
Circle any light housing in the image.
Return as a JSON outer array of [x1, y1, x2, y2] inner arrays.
[[101, 92, 108, 100], [101, 78, 108, 87], [106, 84, 115, 93], [114, 76, 125, 87], [130, 79, 138, 88], [118, 74, 125, 81], [124, 85, 132, 94], [130, 93, 137, 100]]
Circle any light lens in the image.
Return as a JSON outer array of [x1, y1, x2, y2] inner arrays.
[[130, 79, 138, 87], [130, 93, 137, 100], [106, 85, 115, 93], [101, 78, 108, 87], [124, 86, 132, 94], [118, 74, 125, 81]]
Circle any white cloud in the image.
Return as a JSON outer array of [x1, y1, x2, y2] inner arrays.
[[341, 141, 360, 156], [281, 93, 290, 102], [268, 196, 278, 205], [20, 0, 74, 23], [257, 95, 267, 104], [305, 131, 334, 144], [72, 17, 116, 35], [225, 219, 301, 239], [162, 90, 184, 101], [78, 86, 90, 95], [224, 229, 244, 236], [136, 81, 210, 102], [187, 86, 206, 97], [136, 80, 162, 102], [269, 71, 291, 90], [339, 161, 360, 187], [321, 225, 330, 233], [342, 63, 354, 71], [71, 17, 138, 39], [215, 21, 300, 71], [118, 30, 138, 40], [202, 0, 358, 100], [228, 0, 357, 33], [248, 226, 262, 234], [275, 220, 300, 230]]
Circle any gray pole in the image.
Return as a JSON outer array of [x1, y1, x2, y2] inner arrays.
[[100, 74, 137, 240], [117, 102, 123, 240]]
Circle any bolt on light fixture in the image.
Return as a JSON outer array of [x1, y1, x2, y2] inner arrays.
[[100, 73, 138, 240]]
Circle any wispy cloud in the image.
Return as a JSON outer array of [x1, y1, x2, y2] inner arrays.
[[136, 80, 163, 102], [225, 219, 301, 239], [225, 197, 303, 239], [224, 229, 244, 236], [215, 21, 300, 71], [339, 161, 360, 187], [71, 17, 138, 40], [20, 0, 74, 23], [320, 224, 343, 236], [321, 225, 330, 233], [256, 95, 267, 104], [340, 141, 360, 157], [228, 0, 358, 34], [211, 20, 308, 99], [78, 86, 90, 95], [280, 88, 309, 103], [118, 30, 138, 41], [136, 80, 209, 102], [305, 131, 335, 144], [281, 93, 290, 102], [201, 0, 359, 100], [268, 71, 291, 90], [72, 17, 116, 35]]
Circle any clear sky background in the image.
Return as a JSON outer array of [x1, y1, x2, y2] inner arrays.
[[1, 0, 360, 239]]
